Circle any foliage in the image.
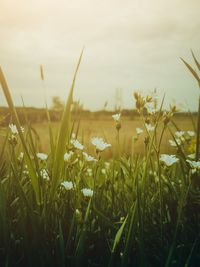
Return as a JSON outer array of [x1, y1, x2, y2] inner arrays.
[[0, 52, 199, 267]]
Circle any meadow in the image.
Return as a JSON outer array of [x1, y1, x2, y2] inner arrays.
[[32, 115, 195, 156], [0, 52, 199, 267]]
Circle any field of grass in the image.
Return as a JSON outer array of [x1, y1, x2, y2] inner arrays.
[[32, 115, 194, 156], [0, 53, 200, 267]]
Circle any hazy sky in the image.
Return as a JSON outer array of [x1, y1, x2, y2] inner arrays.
[[0, 0, 200, 110]]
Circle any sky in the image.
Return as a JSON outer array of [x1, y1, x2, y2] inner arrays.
[[0, 0, 200, 111]]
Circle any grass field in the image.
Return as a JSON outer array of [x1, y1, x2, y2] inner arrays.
[[0, 53, 199, 267], [32, 115, 195, 156]]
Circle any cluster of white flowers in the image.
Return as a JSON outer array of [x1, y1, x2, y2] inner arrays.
[[160, 154, 179, 167], [81, 188, 93, 197], [37, 153, 48, 161], [169, 130, 195, 147], [91, 137, 111, 152], [61, 181, 74, 190], [9, 124, 24, 134]]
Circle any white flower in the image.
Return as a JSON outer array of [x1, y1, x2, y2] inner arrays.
[[37, 153, 48, 161], [169, 139, 181, 147], [64, 151, 74, 162], [112, 113, 121, 122], [91, 137, 111, 152], [83, 152, 97, 162], [145, 123, 155, 132], [40, 169, 49, 181], [136, 127, 143, 135], [160, 154, 179, 167], [9, 124, 18, 134], [71, 139, 84, 150], [187, 131, 195, 137], [81, 188, 93, 197], [61, 181, 73, 190], [186, 159, 200, 170], [144, 102, 157, 114], [188, 153, 195, 160], [175, 131, 185, 138]]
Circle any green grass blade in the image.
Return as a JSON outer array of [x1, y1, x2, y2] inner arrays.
[[0, 67, 41, 204], [50, 49, 84, 200], [109, 215, 128, 267]]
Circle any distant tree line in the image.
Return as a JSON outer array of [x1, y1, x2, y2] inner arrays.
[[0, 96, 197, 126], [0, 106, 197, 127]]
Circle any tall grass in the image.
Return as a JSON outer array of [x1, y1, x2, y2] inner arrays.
[[0, 52, 199, 267]]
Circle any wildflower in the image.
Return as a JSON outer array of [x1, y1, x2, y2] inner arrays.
[[40, 169, 49, 181], [83, 152, 97, 162], [186, 159, 200, 170], [64, 151, 74, 162], [160, 154, 179, 167], [112, 113, 121, 130], [175, 131, 185, 138], [145, 123, 155, 132], [112, 113, 121, 122], [144, 102, 156, 114], [9, 124, 18, 134], [61, 181, 73, 190], [71, 139, 84, 150], [136, 127, 143, 135], [187, 131, 195, 137], [37, 153, 48, 161], [91, 137, 111, 152], [81, 188, 93, 197], [169, 139, 181, 147], [188, 153, 195, 159]]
